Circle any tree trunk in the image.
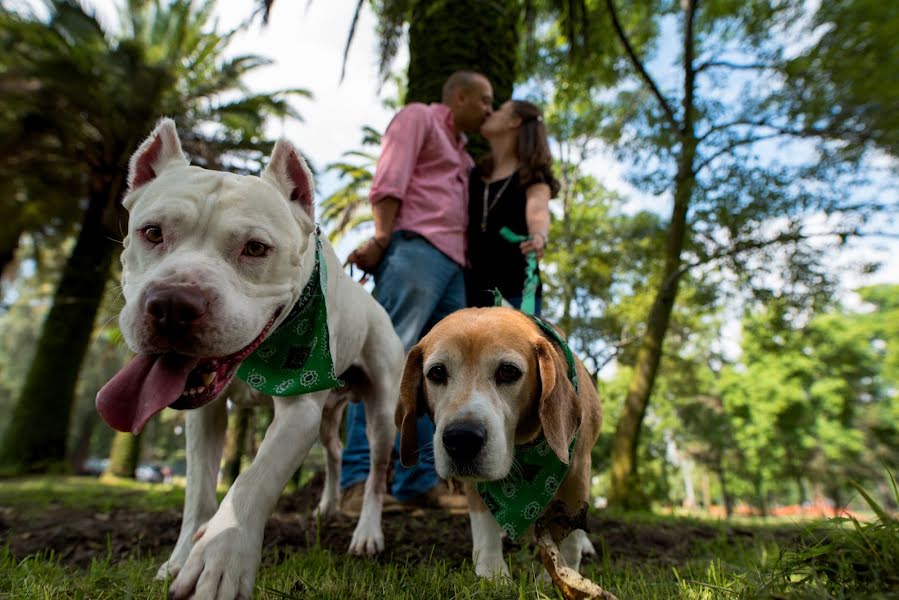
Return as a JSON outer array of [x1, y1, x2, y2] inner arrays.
[[0, 220, 23, 295], [607, 0, 698, 508], [221, 407, 252, 486], [68, 407, 100, 473], [716, 460, 733, 518], [106, 430, 142, 478], [607, 140, 696, 508], [0, 180, 120, 473], [406, 0, 518, 106]]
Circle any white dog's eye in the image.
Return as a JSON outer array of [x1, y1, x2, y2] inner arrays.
[[143, 225, 163, 244], [426, 364, 448, 385], [242, 240, 270, 257], [495, 362, 522, 385]]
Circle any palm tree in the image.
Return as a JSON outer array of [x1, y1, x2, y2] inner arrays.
[[0, 0, 308, 473], [320, 125, 381, 243]]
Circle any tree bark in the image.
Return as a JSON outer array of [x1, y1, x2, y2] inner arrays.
[[221, 407, 253, 486], [106, 430, 142, 478], [68, 407, 100, 473], [0, 179, 120, 473], [406, 0, 518, 107]]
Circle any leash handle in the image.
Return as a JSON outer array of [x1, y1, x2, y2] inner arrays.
[[498, 227, 538, 315]]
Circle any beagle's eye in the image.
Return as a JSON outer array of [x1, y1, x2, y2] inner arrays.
[[243, 240, 269, 257], [143, 225, 163, 244], [495, 363, 522, 385], [426, 364, 448, 385]]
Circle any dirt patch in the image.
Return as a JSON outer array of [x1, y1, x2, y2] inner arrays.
[[0, 479, 793, 570]]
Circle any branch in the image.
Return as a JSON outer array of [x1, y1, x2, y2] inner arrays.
[[693, 132, 788, 173], [605, 0, 681, 133], [339, 0, 365, 84], [682, 0, 698, 137], [696, 60, 778, 72], [666, 228, 861, 289]]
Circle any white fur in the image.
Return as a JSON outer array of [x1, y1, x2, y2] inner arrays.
[[469, 510, 510, 579], [121, 120, 404, 599]]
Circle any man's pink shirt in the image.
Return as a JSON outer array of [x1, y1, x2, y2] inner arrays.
[[369, 103, 473, 266]]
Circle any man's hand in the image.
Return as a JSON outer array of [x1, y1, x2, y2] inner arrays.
[[348, 236, 389, 273]]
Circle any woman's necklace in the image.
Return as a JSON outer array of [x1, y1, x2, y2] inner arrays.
[[481, 175, 514, 232]]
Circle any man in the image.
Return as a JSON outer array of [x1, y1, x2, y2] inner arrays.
[[340, 71, 494, 513]]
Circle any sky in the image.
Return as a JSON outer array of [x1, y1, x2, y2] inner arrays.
[[87, 0, 896, 292]]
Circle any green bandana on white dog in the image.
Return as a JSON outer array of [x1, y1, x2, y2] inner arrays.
[[237, 230, 343, 396]]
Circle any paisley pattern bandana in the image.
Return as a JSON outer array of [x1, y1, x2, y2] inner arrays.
[[236, 231, 343, 396], [484, 285, 581, 540]]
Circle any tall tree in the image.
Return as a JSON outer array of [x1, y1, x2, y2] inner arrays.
[[599, 0, 889, 507], [0, 0, 305, 473]]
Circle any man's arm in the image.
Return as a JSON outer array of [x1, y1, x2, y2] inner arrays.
[[347, 196, 400, 272], [347, 104, 429, 273]]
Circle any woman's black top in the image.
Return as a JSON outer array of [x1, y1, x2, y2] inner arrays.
[[466, 166, 542, 308]]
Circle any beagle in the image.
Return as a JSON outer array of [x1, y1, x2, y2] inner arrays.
[[396, 306, 602, 579]]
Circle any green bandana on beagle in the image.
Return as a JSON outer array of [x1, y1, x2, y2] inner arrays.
[[237, 230, 343, 396], [484, 266, 581, 540]]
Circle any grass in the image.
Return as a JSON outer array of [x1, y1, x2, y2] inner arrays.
[[1, 475, 897, 599]]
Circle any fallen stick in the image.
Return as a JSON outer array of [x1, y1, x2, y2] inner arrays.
[[534, 503, 620, 600]]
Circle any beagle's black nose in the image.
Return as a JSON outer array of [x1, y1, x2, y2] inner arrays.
[[442, 422, 487, 463]]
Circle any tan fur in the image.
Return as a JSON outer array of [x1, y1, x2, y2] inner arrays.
[[396, 306, 602, 578]]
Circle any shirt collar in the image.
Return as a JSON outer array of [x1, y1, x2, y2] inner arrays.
[[430, 103, 467, 147]]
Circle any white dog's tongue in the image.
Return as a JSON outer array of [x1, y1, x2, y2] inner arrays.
[[96, 353, 200, 435]]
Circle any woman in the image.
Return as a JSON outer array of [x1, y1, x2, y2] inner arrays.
[[466, 100, 560, 315]]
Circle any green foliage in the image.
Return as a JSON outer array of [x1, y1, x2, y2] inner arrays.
[[742, 474, 899, 598], [320, 126, 381, 243], [0, 0, 307, 474], [780, 0, 899, 158]]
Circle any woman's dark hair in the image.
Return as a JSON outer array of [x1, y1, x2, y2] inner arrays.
[[480, 100, 560, 197]]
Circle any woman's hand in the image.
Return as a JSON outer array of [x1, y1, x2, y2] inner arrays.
[[519, 232, 546, 259]]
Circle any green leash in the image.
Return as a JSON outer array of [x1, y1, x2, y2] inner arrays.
[[480, 229, 579, 539], [236, 230, 344, 396], [498, 226, 538, 315]]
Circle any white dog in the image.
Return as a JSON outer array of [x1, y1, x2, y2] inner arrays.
[[96, 119, 404, 599]]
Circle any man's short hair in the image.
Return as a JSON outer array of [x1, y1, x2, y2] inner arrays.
[[442, 71, 485, 103]]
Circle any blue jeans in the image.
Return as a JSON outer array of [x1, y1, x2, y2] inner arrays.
[[341, 232, 466, 500]]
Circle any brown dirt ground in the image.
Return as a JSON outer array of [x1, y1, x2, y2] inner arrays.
[[0, 477, 788, 570]]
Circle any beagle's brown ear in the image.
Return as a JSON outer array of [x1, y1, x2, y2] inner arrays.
[[535, 337, 582, 464], [396, 344, 425, 467]]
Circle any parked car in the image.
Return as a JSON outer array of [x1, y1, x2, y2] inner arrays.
[[135, 464, 165, 483], [79, 457, 109, 477]]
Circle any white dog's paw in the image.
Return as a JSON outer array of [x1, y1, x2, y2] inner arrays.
[[348, 518, 384, 556], [167, 525, 261, 600], [155, 529, 202, 581], [155, 558, 178, 581], [474, 557, 510, 580], [313, 496, 339, 520], [580, 534, 597, 558]]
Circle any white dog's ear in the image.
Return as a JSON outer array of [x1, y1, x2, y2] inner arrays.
[[128, 118, 189, 191], [535, 337, 582, 464], [396, 344, 425, 467], [263, 140, 314, 217]]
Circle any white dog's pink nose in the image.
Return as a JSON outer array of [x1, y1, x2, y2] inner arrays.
[[144, 284, 208, 333], [442, 422, 487, 464]]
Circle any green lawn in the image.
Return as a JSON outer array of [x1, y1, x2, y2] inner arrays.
[[1, 476, 896, 599]]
